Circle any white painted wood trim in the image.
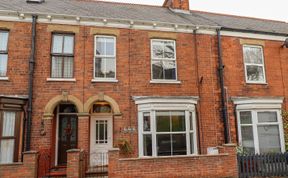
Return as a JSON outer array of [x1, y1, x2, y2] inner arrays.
[[0, 77, 9, 81], [0, 13, 285, 41], [221, 31, 287, 42], [47, 78, 76, 82], [91, 79, 119, 83], [150, 80, 181, 84], [55, 106, 59, 166]]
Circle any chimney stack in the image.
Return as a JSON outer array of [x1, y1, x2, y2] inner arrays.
[[163, 0, 190, 11]]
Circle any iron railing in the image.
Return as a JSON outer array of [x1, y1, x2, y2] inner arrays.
[[238, 152, 288, 178], [85, 152, 108, 175]]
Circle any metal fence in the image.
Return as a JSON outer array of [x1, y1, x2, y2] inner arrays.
[[85, 152, 108, 176], [238, 152, 288, 178]]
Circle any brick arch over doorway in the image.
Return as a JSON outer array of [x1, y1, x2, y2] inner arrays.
[[43, 95, 84, 119], [84, 94, 121, 115]]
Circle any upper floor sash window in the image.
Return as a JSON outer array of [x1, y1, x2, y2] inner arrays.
[[51, 34, 74, 78], [94, 36, 116, 81], [151, 39, 177, 81], [243, 45, 266, 84], [0, 31, 9, 77]]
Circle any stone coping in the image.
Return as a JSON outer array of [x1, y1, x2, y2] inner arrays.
[[67, 149, 84, 153], [119, 153, 229, 161]]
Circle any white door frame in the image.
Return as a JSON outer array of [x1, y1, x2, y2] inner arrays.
[[90, 115, 113, 166]]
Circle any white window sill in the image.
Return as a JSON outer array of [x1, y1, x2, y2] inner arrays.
[[91, 79, 119, 83], [150, 80, 181, 84], [47, 78, 76, 82], [0, 77, 9, 81], [246, 81, 268, 85]]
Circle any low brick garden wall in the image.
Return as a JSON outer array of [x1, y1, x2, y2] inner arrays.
[[0, 151, 39, 178], [108, 144, 238, 178]]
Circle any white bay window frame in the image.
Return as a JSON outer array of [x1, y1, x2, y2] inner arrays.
[[134, 96, 198, 157], [233, 97, 285, 154]]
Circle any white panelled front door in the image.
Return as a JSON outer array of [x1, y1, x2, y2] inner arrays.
[[90, 116, 113, 166]]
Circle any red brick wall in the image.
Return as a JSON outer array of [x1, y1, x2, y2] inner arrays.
[[0, 151, 39, 178], [0, 22, 31, 95], [221, 36, 288, 143], [67, 149, 86, 178], [108, 144, 238, 178]]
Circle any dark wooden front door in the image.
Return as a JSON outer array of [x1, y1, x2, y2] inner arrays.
[[58, 115, 78, 165]]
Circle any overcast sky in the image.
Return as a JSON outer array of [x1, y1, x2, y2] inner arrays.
[[103, 0, 287, 22]]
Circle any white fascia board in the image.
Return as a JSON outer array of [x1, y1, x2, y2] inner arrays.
[[221, 31, 287, 42]]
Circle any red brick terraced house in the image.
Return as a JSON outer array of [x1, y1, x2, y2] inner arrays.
[[0, 0, 287, 177]]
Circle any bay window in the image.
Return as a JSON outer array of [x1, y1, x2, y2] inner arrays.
[[135, 96, 198, 157], [0, 111, 21, 164], [234, 97, 285, 154]]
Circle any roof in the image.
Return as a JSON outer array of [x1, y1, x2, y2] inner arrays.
[[0, 0, 287, 35]]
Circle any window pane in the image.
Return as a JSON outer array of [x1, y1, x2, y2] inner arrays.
[[172, 134, 186, 155], [63, 36, 74, 54], [2, 112, 15, 137], [59, 104, 77, 113], [190, 133, 194, 154], [0, 54, 8, 76], [244, 46, 263, 64], [96, 120, 108, 144], [105, 58, 116, 78], [143, 134, 152, 156], [163, 61, 176, 80], [0, 139, 14, 164], [94, 57, 105, 78], [258, 125, 281, 153], [152, 61, 164, 79], [240, 111, 252, 124], [157, 134, 171, 156], [52, 35, 63, 53], [164, 41, 175, 59], [0, 32, 8, 51], [63, 57, 73, 78], [190, 112, 193, 131], [171, 111, 185, 132], [156, 112, 170, 132], [246, 65, 265, 82], [152, 41, 164, 59], [96, 37, 105, 56], [105, 37, 115, 56], [143, 113, 151, 132], [258, 112, 277, 123], [51, 57, 63, 78], [241, 126, 255, 153]]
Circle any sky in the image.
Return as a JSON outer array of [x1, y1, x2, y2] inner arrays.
[[103, 0, 287, 22]]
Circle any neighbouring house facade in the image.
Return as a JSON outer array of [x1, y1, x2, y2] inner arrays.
[[0, 0, 287, 177]]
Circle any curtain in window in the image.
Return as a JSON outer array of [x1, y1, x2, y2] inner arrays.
[[0, 54, 8, 76], [0, 112, 16, 164], [0, 32, 8, 51]]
